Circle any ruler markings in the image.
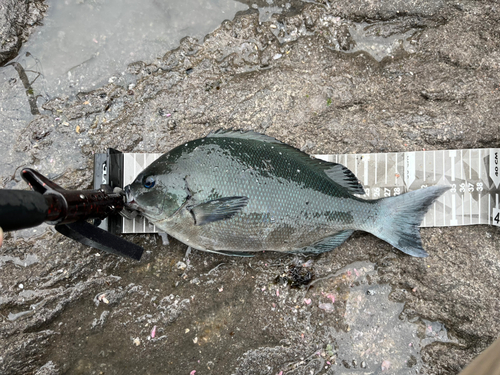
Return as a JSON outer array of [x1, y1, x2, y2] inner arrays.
[[385, 154, 388, 185], [488, 194, 491, 225], [442, 150, 445, 185], [478, 149, 481, 179], [395, 153, 398, 185], [469, 150, 472, 180], [117, 148, 497, 233], [442, 193, 446, 226], [460, 149, 463, 180], [462, 192, 464, 225], [451, 195, 457, 225], [364, 155, 368, 186], [422, 152, 426, 183], [493, 195, 500, 227], [470, 195, 472, 224], [433, 151, 436, 181], [477, 193, 481, 224], [450, 150, 456, 181]]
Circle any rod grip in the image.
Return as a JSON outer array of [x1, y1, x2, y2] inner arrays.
[[0, 190, 49, 231]]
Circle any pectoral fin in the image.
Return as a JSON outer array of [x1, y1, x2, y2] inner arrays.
[[188, 196, 249, 225]]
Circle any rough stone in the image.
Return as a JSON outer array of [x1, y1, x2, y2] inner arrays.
[[0, 0, 47, 66], [1, 1, 499, 374]]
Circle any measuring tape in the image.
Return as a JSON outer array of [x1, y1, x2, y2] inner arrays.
[[315, 149, 499, 228], [94, 148, 500, 234]]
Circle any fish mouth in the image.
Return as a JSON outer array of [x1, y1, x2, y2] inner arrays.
[[125, 198, 143, 213], [123, 185, 141, 211], [122, 184, 162, 219], [126, 199, 140, 210]]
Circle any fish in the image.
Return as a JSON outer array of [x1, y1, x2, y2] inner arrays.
[[124, 130, 449, 257]]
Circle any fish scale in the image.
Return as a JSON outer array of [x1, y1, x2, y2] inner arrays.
[[156, 137, 360, 252], [123, 130, 449, 257]]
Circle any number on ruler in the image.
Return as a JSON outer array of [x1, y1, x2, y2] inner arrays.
[[495, 152, 499, 177], [477, 182, 483, 192], [467, 182, 474, 193], [451, 184, 457, 193], [394, 187, 401, 196], [459, 183, 466, 193], [493, 208, 500, 227], [373, 188, 380, 198], [384, 188, 391, 197]]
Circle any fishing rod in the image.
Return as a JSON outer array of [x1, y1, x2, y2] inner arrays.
[[0, 168, 143, 260]]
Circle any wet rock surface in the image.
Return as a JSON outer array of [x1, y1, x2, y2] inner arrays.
[[0, 0, 47, 66], [1, 1, 500, 374]]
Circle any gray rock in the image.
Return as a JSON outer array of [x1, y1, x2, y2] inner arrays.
[[1, 0, 500, 374], [0, 0, 47, 66]]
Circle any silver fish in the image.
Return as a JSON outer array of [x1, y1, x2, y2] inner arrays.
[[124, 130, 449, 257]]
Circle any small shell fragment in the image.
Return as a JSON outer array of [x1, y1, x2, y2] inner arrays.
[[381, 360, 391, 371], [318, 303, 335, 312], [151, 325, 157, 338]]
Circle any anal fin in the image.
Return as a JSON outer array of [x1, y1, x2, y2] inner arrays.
[[297, 230, 354, 254], [201, 248, 255, 257]]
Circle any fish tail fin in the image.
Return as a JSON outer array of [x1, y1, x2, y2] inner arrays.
[[371, 186, 449, 257]]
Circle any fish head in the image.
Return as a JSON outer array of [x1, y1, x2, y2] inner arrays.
[[124, 168, 186, 221]]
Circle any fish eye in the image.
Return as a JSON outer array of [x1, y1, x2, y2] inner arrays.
[[143, 176, 156, 189]]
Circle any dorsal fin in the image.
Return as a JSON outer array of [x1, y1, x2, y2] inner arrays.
[[324, 164, 365, 195], [206, 129, 364, 195], [207, 129, 282, 144]]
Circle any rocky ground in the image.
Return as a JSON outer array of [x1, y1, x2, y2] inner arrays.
[[0, 0, 47, 67], [0, 0, 499, 374]]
